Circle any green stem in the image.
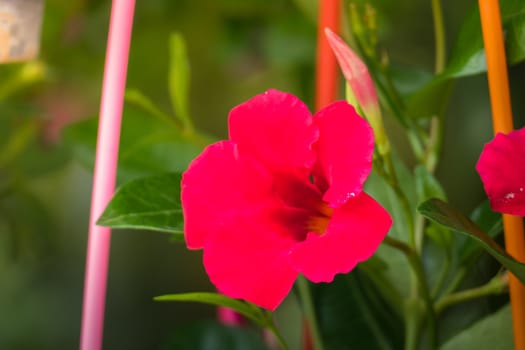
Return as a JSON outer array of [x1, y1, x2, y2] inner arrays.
[[431, 252, 451, 298], [404, 297, 424, 350], [425, 116, 443, 174], [407, 253, 437, 350], [426, 0, 448, 173], [267, 322, 290, 350], [431, 0, 446, 74], [360, 261, 404, 317], [435, 273, 509, 315], [382, 237, 437, 349], [297, 275, 325, 350], [440, 267, 467, 298], [381, 154, 416, 247]]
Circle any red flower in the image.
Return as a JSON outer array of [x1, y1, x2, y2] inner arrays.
[[476, 127, 525, 216], [181, 89, 392, 310]]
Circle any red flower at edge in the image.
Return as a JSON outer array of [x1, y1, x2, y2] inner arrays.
[[181, 89, 392, 310], [476, 127, 525, 216]]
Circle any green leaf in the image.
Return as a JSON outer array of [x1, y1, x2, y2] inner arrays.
[[64, 103, 203, 183], [169, 32, 192, 130], [97, 173, 184, 237], [154, 292, 267, 327], [0, 119, 39, 167], [507, 12, 525, 64], [389, 64, 433, 97], [441, 304, 513, 350], [415, 165, 451, 248], [418, 198, 525, 284], [443, 0, 525, 78], [415, 165, 446, 202], [0, 189, 57, 261], [124, 88, 173, 123], [161, 321, 267, 350], [289, 0, 317, 23], [406, 79, 453, 119], [366, 156, 416, 298], [389, 55, 452, 121], [0, 112, 70, 178], [459, 200, 503, 265], [313, 271, 403, 350]]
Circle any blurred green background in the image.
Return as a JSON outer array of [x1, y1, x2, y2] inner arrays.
[[1, 0, 524, 349]]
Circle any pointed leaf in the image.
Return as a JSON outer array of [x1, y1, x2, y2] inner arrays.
[[97, 173, 184, 237], [507, 12, 525, 64], [415, 165, 447, 202], [64, 104, 202, 183], [162, 321, 267, 350], [459, 200, 503, 264], [443, 0, 525, 78], [418, 198, 525, 284], [124, 88, 173, 122], [406, 79, 453, 119], [441, 304, 513, 350], [313, 271, 404, 350], [169, 32, 192, 130], [154, 292, 267, 327]]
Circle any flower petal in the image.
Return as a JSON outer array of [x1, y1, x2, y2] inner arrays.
[[229, 89, 319, 174], [314, 101, 374, 207], [181, 141, 273, 249], [203, 214, 298, 310], [476, 128, 525, 216], [289, 192, 391, 282]]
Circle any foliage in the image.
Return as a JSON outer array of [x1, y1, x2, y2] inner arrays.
[[2, 0, 525, 349]]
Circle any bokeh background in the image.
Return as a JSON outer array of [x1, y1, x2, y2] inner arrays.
[[1, 0, 524, 348]]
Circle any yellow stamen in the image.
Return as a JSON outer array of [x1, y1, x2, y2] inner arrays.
[[306, 215, 331, 235]]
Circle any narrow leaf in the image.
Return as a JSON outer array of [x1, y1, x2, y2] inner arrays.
[[169, 32, 192, 130], [164, 321, 267, 350], [418, 198, 525, 284], [154, 292, 267, 327], [443, 0, 525, 78], [124, 88, 173, 123], [313, 272, 403, 350], [97, 173, 184, 237], [64, 105, 202, 183], [459, 200, 503, 264], [441, 304, 513, 350]]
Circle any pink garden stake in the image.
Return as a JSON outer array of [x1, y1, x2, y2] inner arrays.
[[79, 1, 135, 349]]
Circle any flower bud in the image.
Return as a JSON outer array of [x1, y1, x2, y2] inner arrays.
[[325, 28, 389, 156]]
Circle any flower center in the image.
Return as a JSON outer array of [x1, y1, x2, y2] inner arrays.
[[306, 202, 333, 235]]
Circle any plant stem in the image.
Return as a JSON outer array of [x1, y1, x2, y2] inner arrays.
[[380, 154, 416, 247], [382, 237, 437, 349], [404, 297, 423, 350], [440, 267, 467, 298], [435, 273, 509, 314], [407, 253, 437, 350], [430, 253, 451, 298], [267, 322, 290, 350], [297, 275, 325, 350], [431, 0, 446, 74]]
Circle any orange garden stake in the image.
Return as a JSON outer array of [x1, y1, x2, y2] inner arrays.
[[303, 2, 341, 349], [315, 0, 340, 110], [478, 0, 525, 348]]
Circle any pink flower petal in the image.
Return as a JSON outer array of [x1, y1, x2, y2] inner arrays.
[[203, 214, 298, 310], [181, 141, 274, 248], [289, 192, 391, 282], [229, 89, 319, 175], [313, 101, 374, 207], [476, 128, 525, 216]]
